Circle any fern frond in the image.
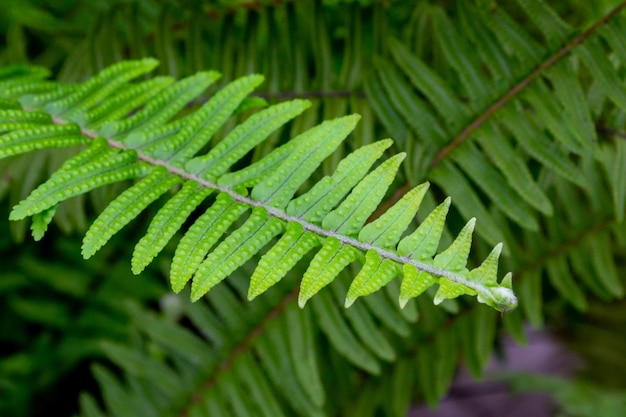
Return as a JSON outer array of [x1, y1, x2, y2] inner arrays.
[[367, 0, 626, 321], [7, 2, 626, 414], [0, 60, 516, 312]]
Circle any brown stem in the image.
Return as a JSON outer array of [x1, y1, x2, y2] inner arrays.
[[431, 1, 626, 167], [371, 3, 626, 230], [177, 286, 300, 417]]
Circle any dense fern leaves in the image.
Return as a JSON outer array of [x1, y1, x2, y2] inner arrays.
[[362, 0, 626, 321], [0, 59, 516, 312]]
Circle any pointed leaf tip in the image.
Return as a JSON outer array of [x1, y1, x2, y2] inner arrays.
[[501, 272, 513, 289], [433, 293, 445, 305], [190, 287, 203, 302], [247, 288, 257, 301]]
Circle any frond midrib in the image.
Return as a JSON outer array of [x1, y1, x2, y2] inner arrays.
[[41, 111, 494, 296]]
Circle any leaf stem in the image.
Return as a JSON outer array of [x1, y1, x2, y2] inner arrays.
[[48, 114, 506, 304], [431, 0, 626, 167]]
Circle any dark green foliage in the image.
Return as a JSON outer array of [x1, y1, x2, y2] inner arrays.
[[2, 0, 626, 416]]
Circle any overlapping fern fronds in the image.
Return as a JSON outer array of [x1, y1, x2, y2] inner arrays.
[[0, 59, 516, 311], [6, 0, 626, 414], [366, 0, 626, 317]]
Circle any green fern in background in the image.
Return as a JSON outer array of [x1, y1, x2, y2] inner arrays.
[[2, 0, 626, 416]]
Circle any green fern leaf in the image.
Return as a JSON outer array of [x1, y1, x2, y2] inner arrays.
[[468, 243, 518, 311], [0, 98, 21, 109], [452, 143, 539, 230], [80, 76, 174, 129], [286, 304, 326, 407], [546, 62, 597, 149], [10, 144, 145, 220], [433, 219, 476, 304], [236, 352, 288, 417], [500, 103, 588, 189], [457, 2, 515, 85], [398, 198, 450, 307], [131, 180, 213, 274], [248, 140, 393, 299], [30, 205, 56, 241], [99, 340, 183, 395], [0, 60, 516, 313], [81, 167, 181, 259], [476, 122, 553, 215], [299, 238, 359, 308], [123, 117, 187, 151], [0, 65, 54, 99], [190, 207, 284, 301], [598, 140, 626, 222], [388, 37, 470, 132], [2, 79, 67, 101], [217, 135, 302, 188], [344, 183, 430, 305], [17, 82, 76, 109], [516, 0, 569, 49], [470, 243, 502, 287], [372, 57, 448, 146], [431, 162, 502, 246], [400, 266, 437, 309], [0, 123, 88, 158], [299, 154, 405, 306], [161, 74, 265, 163], [322, 154, 405, 235], [589, 233, 623, 298], [577, 38, 626, 113], [432, 7, 491, 109], [252, 115, 361, 207], [170, 193, 247, 293], [359, 182, 429, 247], [522, 80, 587, 154], [48, 59, 159, 122], [248, 222, 320, 300], [331, 279, 397, 361], [311, 291, 380, 374], [0, 64, 49, 82], [484, 3, 545, 63], [287, 139, 393, 221], [48, 135, 110, 173], [101, 71, 220, 139], [345, 251, 399, 308], [0, 108, 51, 124], [546, 254, 588, 311], [186, 99, 312, 178]]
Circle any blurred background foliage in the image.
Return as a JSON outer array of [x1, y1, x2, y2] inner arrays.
[[2, 0, 626, 416]]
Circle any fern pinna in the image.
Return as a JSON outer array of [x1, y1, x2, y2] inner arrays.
[[0, 59, 516, 312]]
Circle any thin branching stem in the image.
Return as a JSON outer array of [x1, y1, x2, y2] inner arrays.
[[370, 2, 626, 221], [431, 0, 626, 167]]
